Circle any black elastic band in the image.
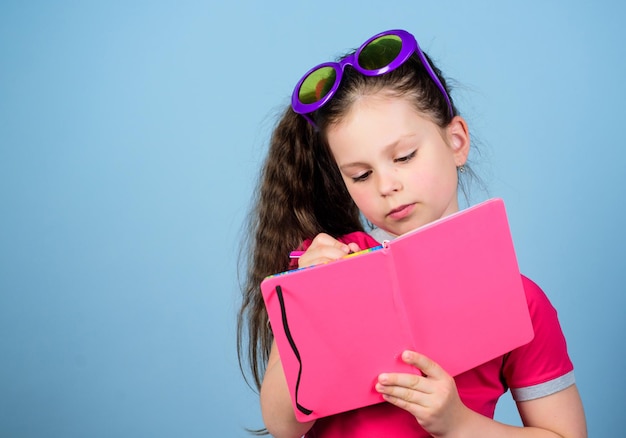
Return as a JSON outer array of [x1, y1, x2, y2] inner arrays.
[[275, 285, 313, 416]]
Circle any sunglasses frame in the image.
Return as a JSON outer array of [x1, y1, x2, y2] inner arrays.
[[291, 29, 454, 127]]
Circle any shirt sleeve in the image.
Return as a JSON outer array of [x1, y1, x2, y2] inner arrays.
[[503, 276, 575, 401]]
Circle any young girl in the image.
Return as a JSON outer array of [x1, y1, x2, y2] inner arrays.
[[237, 29, 586, 438]]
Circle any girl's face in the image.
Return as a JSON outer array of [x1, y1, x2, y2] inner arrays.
[[326, 93, 470, 236]]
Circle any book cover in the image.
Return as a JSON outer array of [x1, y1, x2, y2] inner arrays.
[[261, 198, 534, 421]]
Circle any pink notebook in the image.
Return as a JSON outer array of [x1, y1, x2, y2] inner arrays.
[[261, 198, 534, 421]]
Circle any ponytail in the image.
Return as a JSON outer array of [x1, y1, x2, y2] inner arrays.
[[237, 106, 362, 392]]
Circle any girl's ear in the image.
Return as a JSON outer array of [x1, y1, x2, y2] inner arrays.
[[447, 116, 471, 166]]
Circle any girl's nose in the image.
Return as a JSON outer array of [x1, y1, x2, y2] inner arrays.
[[378, 169, 402, 196]]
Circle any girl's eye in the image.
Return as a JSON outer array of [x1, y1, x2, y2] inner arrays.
[[351, 170, 372, 183], [395, 150, 416, 163]]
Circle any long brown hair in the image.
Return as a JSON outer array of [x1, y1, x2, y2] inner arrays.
[[237, 107, 363, 393]]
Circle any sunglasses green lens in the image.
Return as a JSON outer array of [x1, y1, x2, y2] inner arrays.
[[298, 66, 337, 104], [357, 34, 403, 71]]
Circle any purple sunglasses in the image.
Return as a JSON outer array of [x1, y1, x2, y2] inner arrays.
[[291, 29, 454, 127]]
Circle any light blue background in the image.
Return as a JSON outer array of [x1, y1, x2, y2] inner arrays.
[[1, 1, 623, 436]]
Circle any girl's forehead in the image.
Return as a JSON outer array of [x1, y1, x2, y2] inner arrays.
[[344, 89, 408, 114], [335, 92, 431, 132], [328, 95, 429, 139]]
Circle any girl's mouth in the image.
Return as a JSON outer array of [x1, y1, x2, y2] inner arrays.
[[387, 203, 414, 220]]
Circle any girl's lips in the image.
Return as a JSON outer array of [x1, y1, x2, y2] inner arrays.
[[387, 203, 414, 220]]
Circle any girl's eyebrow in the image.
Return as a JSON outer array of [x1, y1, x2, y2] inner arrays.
[[338, 135, 416, 171], [338, 158, 377, 172]]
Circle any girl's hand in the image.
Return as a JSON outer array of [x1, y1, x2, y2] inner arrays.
[[375, 350, 470, 437], [298, 233, 361, 268]]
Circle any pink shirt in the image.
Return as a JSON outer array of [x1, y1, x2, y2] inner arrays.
[[292, 232, 575, 437]]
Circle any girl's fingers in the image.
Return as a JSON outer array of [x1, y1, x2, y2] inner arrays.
[[375, 377, 432, 413], [376, 351, 463, 432], [347, 242, 362, 254], [377, 371, 434, 396], [298, 233, 362, 268], [400, 350, 443, 379], [310, 233, 351, 252], [378, 368, 422, 389], [375, 351, 444, 396]]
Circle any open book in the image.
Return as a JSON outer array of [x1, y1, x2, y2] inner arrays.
[[261, 198, 534, 421]]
